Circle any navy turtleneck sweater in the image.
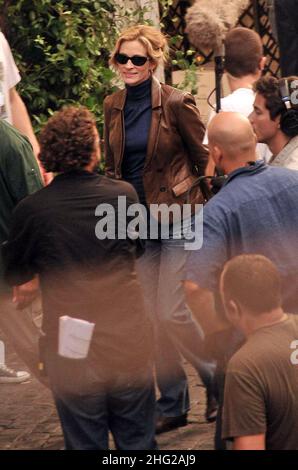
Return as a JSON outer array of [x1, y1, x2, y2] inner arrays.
[[122, 78, 152, 206]]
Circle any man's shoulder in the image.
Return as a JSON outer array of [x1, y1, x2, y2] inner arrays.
[[274, 136, 298, 170], [226, 340, 259, 377], [12, 185, 44, 219], [0, 119, 42, 185], [0, 31, 6, 46], [0, 119, 17, 140], [99, 175, 139, 201], [0, 119, 32, 153], [204, 183, 234, 214], [228, 315, 298, 373], [203, 166, 271, 220], [227, 326, 271, 369], [265, 163, 298, 184], [225, 164, 298, 195], [201, 193, 232, 232], [282, 313, 298, 336], [221, 88, 254, 114], [290, 312, 298, 326]]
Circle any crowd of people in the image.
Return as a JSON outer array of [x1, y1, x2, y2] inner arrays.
[[0, 20, 298, 451]]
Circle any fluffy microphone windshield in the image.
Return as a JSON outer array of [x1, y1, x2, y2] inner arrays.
[[185, 0, 250, 51]]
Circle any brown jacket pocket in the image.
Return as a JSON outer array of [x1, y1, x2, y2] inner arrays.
[[172, 175, 197, 197]]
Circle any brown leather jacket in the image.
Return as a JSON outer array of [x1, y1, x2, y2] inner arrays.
[[104, 76, 208, 210]]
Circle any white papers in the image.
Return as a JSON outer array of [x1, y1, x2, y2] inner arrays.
[[58, 316, 95, 359]]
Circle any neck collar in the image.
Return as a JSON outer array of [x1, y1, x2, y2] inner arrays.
[[126, 77, 152, 100], [224, 160, 266, 186], [112, 75, 161, 110]]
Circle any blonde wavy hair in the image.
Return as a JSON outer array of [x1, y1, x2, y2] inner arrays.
[[110, 24, 169, 71]]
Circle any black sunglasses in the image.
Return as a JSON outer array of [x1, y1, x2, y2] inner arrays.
[[115, 53, 149, 66]]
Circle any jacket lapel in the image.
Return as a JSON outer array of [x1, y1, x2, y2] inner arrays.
[[112, 89, 127, 172], [145, 76, 162, 168]]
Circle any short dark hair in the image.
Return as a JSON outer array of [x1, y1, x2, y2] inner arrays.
[[254, 76, 285, 120], [221, 254, 282, 315], [39, 106, 97, 173], [224, 27, 263, 78], [254, 76, 298, 137]]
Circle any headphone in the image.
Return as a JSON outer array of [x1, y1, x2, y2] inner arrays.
[[279, 78, 298, 137], [186, 174, 228, 203]]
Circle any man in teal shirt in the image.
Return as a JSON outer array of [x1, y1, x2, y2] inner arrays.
[[0, 118, 43, 382]]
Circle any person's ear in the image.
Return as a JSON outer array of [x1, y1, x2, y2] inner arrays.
[[274, 114, 282, 129], [92, 128, 101, 163], [149, 59, 156, 73], [259, 56, 267, 72], [252, 131, 257, 146], [224, 299, 242, 326], [212, 145, 223, 167]]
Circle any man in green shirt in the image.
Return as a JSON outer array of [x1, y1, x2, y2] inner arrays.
[[0, 118, 43, 383], [220, 254, 298, 450]]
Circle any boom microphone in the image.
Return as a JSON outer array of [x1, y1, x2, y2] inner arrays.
[[185, 0, 250, 112], [185, 0, 250, 54]]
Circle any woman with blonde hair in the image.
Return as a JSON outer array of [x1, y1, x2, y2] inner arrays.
[[104, 24, 216, 433]]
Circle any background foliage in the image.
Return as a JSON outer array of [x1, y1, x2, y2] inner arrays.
[[0, 0, 196, 135], [0, 0, 148, 133]]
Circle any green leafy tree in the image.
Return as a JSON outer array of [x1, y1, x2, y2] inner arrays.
[[0, 0, 198, 136], [0, 0, 147, 133]]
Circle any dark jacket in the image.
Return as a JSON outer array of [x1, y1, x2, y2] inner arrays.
[[104, 76, 208, 211], [3, 171, 152, 371], [0, 119, 43, 292]]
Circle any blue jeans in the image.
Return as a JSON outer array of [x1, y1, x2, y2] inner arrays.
[[45, 349, 157, 450], [137, 220, 214, 417]]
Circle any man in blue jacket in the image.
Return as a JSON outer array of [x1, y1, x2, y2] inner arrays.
[[184, 112, 298, 448]]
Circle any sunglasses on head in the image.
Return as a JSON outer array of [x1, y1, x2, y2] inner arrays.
[[115, 53, 149, 66]]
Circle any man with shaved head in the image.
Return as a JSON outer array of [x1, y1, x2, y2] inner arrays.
[[207, 112, 257, 169], [184, 112, 298, 449]]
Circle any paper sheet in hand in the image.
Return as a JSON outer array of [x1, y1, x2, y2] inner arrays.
[[58, 315, 95, 359]]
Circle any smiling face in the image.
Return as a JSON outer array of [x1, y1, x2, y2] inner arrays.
[[116, 40, 154, 86]]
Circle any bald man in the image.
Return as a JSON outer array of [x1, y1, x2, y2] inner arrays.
[[184, 112, 298, 449], [208, 112, 257, 175]]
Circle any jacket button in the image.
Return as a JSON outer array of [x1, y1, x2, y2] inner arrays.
[[160, 187, 166, 192]]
